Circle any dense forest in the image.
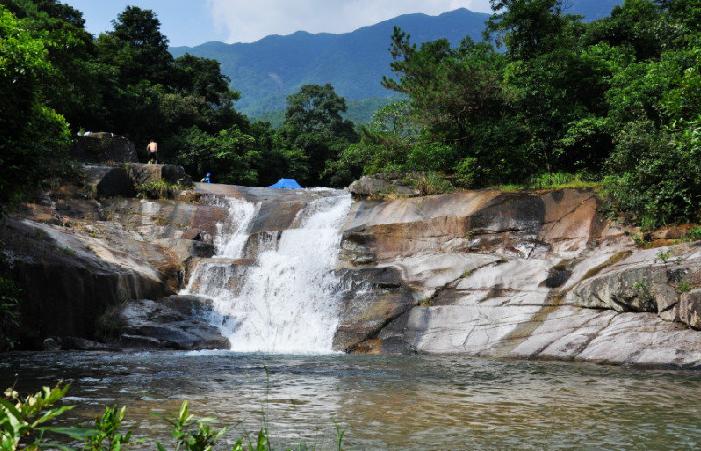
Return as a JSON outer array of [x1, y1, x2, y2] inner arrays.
[[1, 0, 700, 228]]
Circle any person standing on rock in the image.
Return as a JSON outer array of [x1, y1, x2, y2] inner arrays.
[[147, 139, 158, 164]]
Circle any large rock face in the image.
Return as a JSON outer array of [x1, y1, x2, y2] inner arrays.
[[338, 188, 701, 368], [7, 178, 701, 366], [0, 218, 177, 347]]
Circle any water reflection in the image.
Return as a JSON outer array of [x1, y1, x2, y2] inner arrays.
[[1, 352, 700, 450]]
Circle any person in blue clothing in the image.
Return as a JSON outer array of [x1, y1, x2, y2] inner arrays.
[[200, 172, 212, 183]]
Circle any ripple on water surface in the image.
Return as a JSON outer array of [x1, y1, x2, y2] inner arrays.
[[2, 351, 700, 450]]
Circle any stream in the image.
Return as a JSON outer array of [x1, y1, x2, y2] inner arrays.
[[2, 351, 700, 449]]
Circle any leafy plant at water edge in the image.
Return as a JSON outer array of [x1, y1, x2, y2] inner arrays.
[[157, 400, 227, 451], [84, 405, 132, 451], [1, 382, 346, 450], [0, 383, 93, 450]]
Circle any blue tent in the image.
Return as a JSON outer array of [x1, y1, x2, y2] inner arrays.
[[269, 178, 303, 189]]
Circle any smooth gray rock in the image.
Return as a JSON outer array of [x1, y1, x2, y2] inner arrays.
[[116, 298, 229, 350], [155, 238, 215, 265], [348, 175, 420, 198], [661, 289, 701, 330]]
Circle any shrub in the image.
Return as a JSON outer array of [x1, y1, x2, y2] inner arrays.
[[685, 226, 701, 242], [453, 157, 478, 188], [677, 280, 692, 294], [85, 406, 132, 450], [603, 120, 701, 228], [404, 172, 454, 196]]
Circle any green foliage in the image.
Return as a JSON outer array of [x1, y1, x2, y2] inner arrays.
[[136, 179, 186, 200], [1, 384, 346, 451], [685, 226, 701, 241], [404, 172, 455, 196], [528, 172, 600, 190], [603, 119, 701, 228], [84, 406, 132, 451], [0, 278, 21, 352], [0, 4, 71, 205], [278, 84, 358, 186], [677, 280, 692, 294], [656, 250, 673, 263], [158, 401, 227, 451], [0, 383, 94, 449]]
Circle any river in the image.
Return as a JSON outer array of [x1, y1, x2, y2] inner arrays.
[[2, 351, 700, 449]]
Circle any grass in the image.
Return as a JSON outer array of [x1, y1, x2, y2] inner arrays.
[[495, 172, 601, 192], [402, 172, 454, 196], [136, 179, 186, 200], [677, 280, 692, 294]]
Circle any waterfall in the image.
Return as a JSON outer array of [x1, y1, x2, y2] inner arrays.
[[183, 190, 351, 354]]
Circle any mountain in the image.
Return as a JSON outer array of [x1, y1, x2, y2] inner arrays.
[[171, 1, 622, 120]]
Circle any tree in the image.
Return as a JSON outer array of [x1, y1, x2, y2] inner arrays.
[[278, 84, 358, 186], [172, 54, 244, 133], [485, 0, 570, 61], [167, 126, 260, 185], [0, 5, 70, 205], [96, 6, 172, 86], [1, 0, 108, 131]]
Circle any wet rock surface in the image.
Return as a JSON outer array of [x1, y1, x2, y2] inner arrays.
[[114, 297, 229, 350], [333, 267, 416, 352]]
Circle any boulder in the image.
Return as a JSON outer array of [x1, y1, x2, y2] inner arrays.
[[348, 174, 420, 199], [125, 163, 193, 187], [114, 297, 229, 350], [83, 165, 136, 198], [100, 197, 227, 244], [71, 133, 138, 163]]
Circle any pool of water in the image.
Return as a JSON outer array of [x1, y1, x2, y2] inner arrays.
[[1, 351, 700, 449]]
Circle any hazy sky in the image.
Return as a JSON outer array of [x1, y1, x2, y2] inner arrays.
[[65, 0, 493, 47]]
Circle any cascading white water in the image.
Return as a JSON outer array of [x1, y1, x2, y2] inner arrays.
[[183, 197, 260, 298], [183, 190, 351, 354]]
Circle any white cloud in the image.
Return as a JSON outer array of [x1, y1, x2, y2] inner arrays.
[[207, 0, 492, 43]]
